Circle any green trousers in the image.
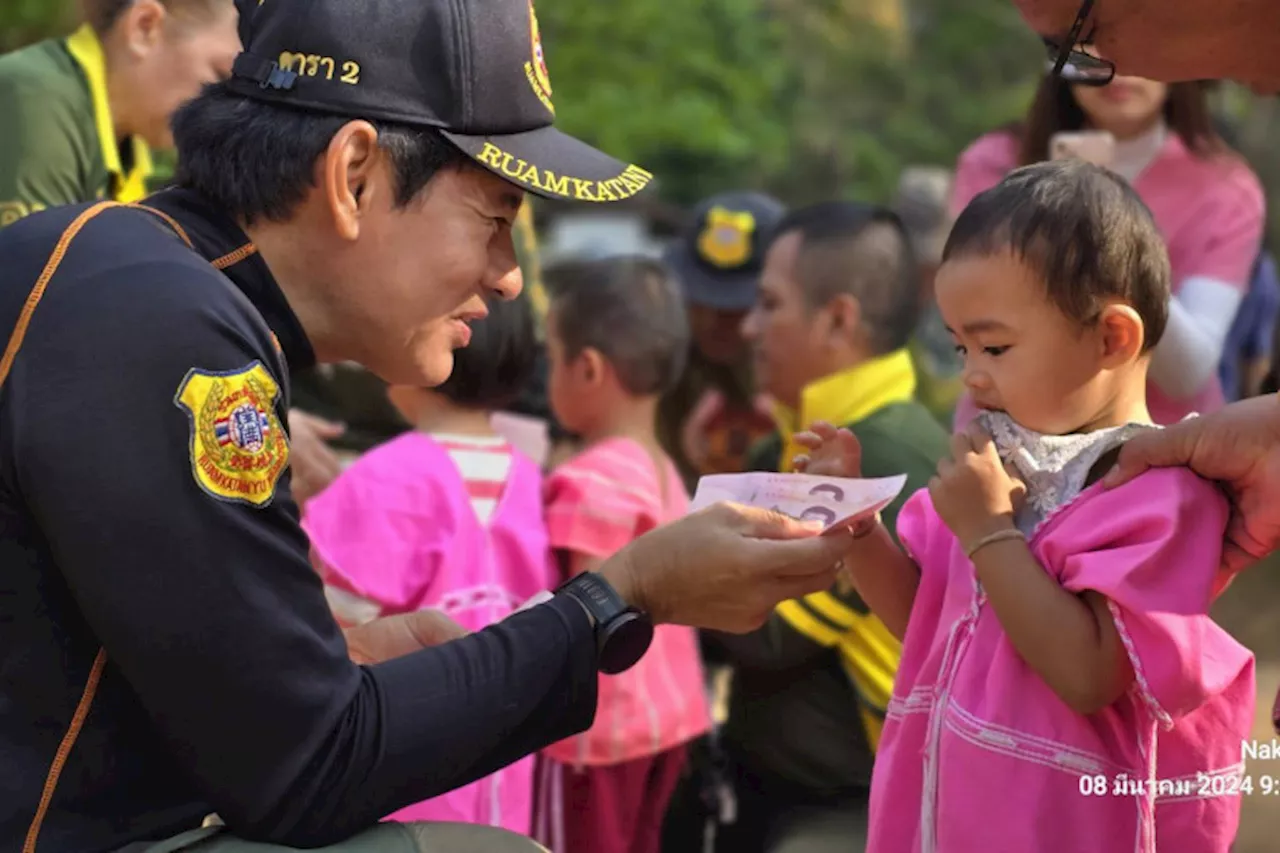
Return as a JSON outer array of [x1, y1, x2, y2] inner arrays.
[[132, 823, 549, 853]]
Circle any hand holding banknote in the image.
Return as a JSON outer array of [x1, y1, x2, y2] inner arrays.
[[689, 420, 906, 538]]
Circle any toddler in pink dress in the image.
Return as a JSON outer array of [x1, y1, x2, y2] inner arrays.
[[532, 257, 712, 853], [797, 160, 1256, 852], [302, 295, 554, 834]]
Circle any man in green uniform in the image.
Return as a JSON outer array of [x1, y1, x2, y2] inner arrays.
[[702, 201, 949, 852], [0, 0, 239, 224]]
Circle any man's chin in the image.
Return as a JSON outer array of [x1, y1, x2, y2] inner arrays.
[[397, 350, 455, 389]]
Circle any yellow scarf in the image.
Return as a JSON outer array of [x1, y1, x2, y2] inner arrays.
[[774, 348, 918, 472], [65, 25, 153, 203]]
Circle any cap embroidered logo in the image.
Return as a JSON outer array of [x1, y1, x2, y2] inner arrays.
[[525, 1, 554, 114], [697, 207, 757, 269]]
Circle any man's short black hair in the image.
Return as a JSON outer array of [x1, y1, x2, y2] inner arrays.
[[545, 256, 689, 397], [772, 202, 920, 356], [172, 83, 470, 226], [84, 0, 228, 34], [435, 292, 538, 410], [943, 159, 1170, 352]]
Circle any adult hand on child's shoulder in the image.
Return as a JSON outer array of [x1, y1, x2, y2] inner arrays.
[[1104, 394, 1280, 575], [597, 503, 851, 633], [345, 610, 469, 665], [929, 422, 1026, 548], [792, 420, 862, 477]]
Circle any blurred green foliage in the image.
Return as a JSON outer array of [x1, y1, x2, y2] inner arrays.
[[539, 0, 1043, 205]]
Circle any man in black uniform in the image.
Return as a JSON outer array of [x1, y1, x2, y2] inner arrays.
[[0, 1, 855, 852]]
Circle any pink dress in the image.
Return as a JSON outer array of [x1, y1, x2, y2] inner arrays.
[[302, 432, 555, 834], [541, 438, 713, 766], [951, 130, 1264, 426], [869, 467, 1256, 852]]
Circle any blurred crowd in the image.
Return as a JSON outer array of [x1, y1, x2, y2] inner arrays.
[[1, 2, 1274, 852]]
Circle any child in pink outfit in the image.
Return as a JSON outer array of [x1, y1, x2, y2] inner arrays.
[[799, 161, 1255, 852], [302, 296, 553, 835], [533, 257, 713, 853]]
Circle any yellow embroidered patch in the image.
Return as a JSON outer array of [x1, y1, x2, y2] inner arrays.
[[174, 362, 289, 507], [697, 207, 756, 269], [524, 0, 554, 114]]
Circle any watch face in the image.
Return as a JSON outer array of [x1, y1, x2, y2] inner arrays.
[[598, 611, 654, 675]]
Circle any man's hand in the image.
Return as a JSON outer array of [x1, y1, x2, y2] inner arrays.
[[929, 424, 1026, 549], [344, 610, 469, 665], [596, 502, 851, 633], [288, 409, 346, 507], [1104, 394, 1280, 575]]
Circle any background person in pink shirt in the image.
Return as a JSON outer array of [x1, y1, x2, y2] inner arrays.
[[950, 71, 1264, 427], [534, 257, 713, 853], [302, 294, 554, 836], [798, 161, 1254, 851]]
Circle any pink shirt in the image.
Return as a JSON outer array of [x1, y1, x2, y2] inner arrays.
[[868, 467, 1256, 852], [951, 131, 1264, 425], [302, 432, 556, 833], [542, 438, 713, 766]]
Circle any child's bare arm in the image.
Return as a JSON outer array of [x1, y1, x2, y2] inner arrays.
[[838, 521, 920, 641], [794, 421, 921, 641], [972, 539, 1134, 714]]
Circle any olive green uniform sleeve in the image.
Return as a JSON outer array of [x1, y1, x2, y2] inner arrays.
[[0, 76, 95, 227]]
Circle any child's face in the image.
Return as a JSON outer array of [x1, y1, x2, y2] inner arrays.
[[936, 252, 1137, 435], [545, 310, 589, 435]]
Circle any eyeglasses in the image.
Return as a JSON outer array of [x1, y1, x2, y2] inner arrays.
[[1043, 0, 1116, 86]]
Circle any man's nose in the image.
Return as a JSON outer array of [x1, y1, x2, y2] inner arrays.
[[740, 308, 759, 341], [487, 234, 524, 301]]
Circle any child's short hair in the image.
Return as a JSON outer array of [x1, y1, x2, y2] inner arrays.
[[943, 159, 1170, 352], [435, 292, 538, 409], [545, 256, 690, 397]]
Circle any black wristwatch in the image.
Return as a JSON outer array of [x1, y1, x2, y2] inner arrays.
[[556, 573, 653, 674]]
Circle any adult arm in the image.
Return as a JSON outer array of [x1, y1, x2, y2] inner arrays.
[[1148, 166, 1264, 399], [12, 261, 599, 847]]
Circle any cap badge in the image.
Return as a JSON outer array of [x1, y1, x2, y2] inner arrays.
[[525, 1, 554, 114], [697, 207, 757, 269]]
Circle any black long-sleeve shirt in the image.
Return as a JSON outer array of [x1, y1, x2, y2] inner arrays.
[[0, 190, 599, 853]]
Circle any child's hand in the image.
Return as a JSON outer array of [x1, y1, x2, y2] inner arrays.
[[930, 423, 1027, 548], [792, 421, 862, 478]]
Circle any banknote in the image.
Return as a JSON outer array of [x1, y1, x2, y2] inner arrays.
[[690, 472, 909, 534]]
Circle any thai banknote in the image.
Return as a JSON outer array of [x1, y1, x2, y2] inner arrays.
[[690, 472, 908, 534]]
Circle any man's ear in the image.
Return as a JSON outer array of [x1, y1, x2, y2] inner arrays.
[[121, 0, 167, 56], [823, 293, 863, 346], [321, 120, 383, 242], [1097, 303, 1145, 367]]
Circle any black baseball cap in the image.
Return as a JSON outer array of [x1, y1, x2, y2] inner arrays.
[[664, 191, 786, 312], [227, 0, 651, 204]]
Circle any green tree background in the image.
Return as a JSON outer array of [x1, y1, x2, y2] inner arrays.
[[2, 0, 1275, 237]]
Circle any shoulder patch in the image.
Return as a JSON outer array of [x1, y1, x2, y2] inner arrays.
[[174, 361, 289, 507]]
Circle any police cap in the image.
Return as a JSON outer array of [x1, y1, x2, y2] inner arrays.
[[228, 0, 651, 204]]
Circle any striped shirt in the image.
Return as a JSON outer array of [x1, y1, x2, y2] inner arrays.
[[435, 433, 513, 524], [542, 438, 713, 766]]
